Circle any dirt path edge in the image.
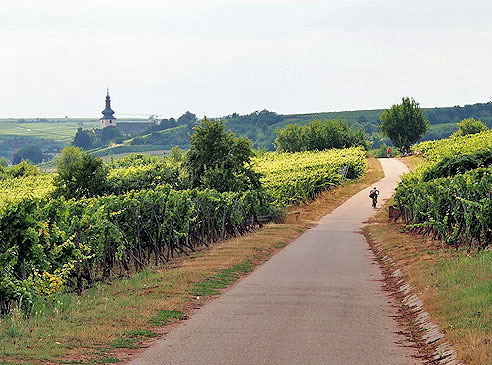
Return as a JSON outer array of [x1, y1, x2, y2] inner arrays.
[[364, 228, 465, 365]]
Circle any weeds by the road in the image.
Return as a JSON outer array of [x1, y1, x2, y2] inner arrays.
[[0, 158, 383, 364]]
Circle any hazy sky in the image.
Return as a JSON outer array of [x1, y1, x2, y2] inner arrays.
[[2, 0, 491, 118]]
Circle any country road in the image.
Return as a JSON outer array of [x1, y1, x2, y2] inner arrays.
[[130, 158, 420, 365]]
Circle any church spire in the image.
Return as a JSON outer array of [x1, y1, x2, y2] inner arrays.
[[101, 89, 116, 120], [100, 89, 117, 129]]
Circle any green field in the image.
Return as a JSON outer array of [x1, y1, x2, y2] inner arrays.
[[0, 118, 145, 160], [0, 119, 99, 141]]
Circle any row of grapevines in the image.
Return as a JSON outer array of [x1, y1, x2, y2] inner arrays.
[[0, 175, 54, 205], [395, 132, 492, 248], [254, 147, 366, 205], [0, 148, 367, 313], [0, 157, 182, 203], [0, 186, 267, 314], [107, 160, 183, 194], [395, 168, 492, 248], [415, 130, 492, 163], [1, 147, 366, 207]]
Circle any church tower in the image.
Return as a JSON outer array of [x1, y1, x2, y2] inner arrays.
[[100, 89, 117, 128]]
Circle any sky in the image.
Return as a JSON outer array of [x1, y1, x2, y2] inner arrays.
[[1, 0, 492, 119]]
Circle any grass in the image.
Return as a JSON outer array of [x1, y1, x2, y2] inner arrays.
[[189, 262, 253, 297], [149, 310, 184, 326], [364, 191, 492, 365], [0, 157, 383, 364], [399, 155, 426, 171], [0, 120, 99, 141], [126, 329, 159, 338], [110, 337, 139, 349]]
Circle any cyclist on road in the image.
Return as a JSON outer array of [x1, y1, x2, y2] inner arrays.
[[369, 187, 380, 209]]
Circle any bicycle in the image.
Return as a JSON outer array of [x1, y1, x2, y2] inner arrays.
[[369, 188, 379, 209], [371, 194, 378, 209]]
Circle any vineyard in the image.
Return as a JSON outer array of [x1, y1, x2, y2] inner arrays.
[[254, 147, 366, 205], [395, 130, 492, 248], [0, 147, 366, 314]]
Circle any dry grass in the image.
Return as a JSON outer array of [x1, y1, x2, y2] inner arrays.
[[0, 157, 384, 364], [364, 198, 492, 365], [398, 155, 426, 171]]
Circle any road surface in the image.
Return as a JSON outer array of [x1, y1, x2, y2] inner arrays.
[[130, 158, 419, 365]]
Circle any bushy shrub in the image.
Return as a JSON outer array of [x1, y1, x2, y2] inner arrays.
[[53, 147, 108, 199], [451, 118, 488, 137]]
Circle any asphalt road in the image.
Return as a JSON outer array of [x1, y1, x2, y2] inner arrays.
[[130, 158, 420, 365]]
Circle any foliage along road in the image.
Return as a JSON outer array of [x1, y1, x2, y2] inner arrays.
[[130, 159, 420, 365]]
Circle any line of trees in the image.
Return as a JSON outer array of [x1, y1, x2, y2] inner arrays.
[[275, 120, 369, 152]]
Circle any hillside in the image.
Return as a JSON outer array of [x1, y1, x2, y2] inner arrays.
[[2, 101, 492, 160], [0, 118, 145, 161], [120, 101, 492, 154]]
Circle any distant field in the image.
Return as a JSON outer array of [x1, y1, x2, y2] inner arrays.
[[282, 109, 384, 126], [0, 118, 146, 160], [0, 119, 134, 141]]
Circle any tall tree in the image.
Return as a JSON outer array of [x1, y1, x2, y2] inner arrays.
[[73, 128, 92, 150], [379, 97, 429, 152], [185, 119, 261, 192]]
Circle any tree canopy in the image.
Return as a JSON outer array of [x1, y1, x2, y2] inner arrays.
[[275, 119, 369, 152], [100, 126, 123, 143], [178, 111, 197, 125], [73, 127, 93, 150], [53, 146, 107, 199], [12, 145, 43, 165], [379, 97, 429, 152], [185, 119, 261, 192], [452, 118, 488, 137]]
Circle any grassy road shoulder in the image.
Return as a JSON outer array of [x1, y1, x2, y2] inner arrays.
[[364, 157, 491, 365], [0, 158, 383, 364]]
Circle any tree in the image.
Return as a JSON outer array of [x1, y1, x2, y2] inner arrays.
[[100, 126, 123, 143], [12, 145, 43, 164], [53, 146, 107, 199], [73, 128, 92, 150], [275, 120, 369, 152], [177, 111, 197, 125], [185, 119, 261, 192], [379, 97, 429, 152], [452, 118, 487, 137], [160, 118, 177, 130], [357, 115, 368, 124], [274, 124, 304, 152]]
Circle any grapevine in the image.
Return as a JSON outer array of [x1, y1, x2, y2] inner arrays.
[[395, 131, 492, 249]]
